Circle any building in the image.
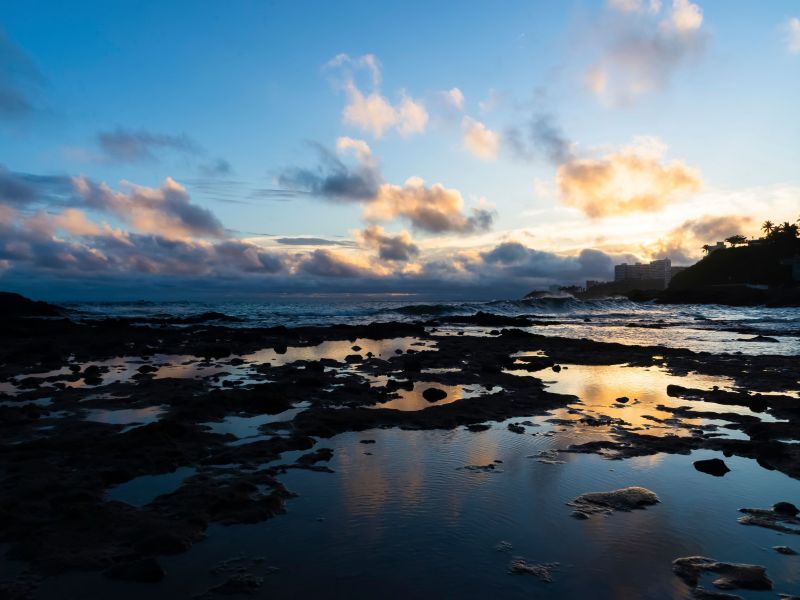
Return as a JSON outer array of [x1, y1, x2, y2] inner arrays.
[[585, 280, 604, 289], [707, 241, 726, 253], [614, 258, 673, 286]]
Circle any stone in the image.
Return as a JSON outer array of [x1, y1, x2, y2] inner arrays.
[[694, 458, 730, 477], [422, 387, 447, 402]]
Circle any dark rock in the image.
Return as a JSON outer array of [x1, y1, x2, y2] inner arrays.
[[774, 546, 797, 555], [507, 423, 525, 434], [422, 387, 447, 402], [551, 364, 561, 372], [694, 458, 730, 477], [672, 556, 772, 591], [104, 557, 165, 582], [466, 424, 491, 432], [359, 439, 376, 444], [508, 558, 559, 582], [0, 291, 63, 317], [569, 486, 659, 518], [616, 396, 629, 403], [344, 354, 363, 363], [134, 532, 191, 555], [774, 502, 799, 517]]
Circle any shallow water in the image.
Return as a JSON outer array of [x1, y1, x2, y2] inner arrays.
[[105, 467, 196, 507], [372, 381, 503, 411], [39, 424, 800, 598]]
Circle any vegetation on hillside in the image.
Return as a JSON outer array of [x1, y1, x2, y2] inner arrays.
[[670, 219, 800, 290]]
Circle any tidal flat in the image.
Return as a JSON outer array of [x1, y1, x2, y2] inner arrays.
[[1, 310, 799, 599]]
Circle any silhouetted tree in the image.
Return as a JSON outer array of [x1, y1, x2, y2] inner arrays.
[[701, 244, 711, 254], [725, 235, 747, 247], [761, 220, 775, 237]]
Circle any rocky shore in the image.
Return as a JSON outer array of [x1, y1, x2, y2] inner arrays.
[[1, 297, 799, 597]]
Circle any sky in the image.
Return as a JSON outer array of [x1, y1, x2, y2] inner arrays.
[[1, 0, 798, 300]]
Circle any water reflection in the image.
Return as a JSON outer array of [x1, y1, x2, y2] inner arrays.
[[373, 382, 503, 411], [84, 405, 166, 428]]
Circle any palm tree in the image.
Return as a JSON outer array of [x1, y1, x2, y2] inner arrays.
[[761, 220, 775, 237], [701, 244, 711, 254]]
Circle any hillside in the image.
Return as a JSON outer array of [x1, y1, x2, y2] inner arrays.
[[669, 239, 799, 290]]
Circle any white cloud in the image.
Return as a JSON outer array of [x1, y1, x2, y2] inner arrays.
[[442, 87, 464, 110], [786, 17, 800, 54], [328, 53, 429, 139], [587, 0, 707, 105], [462, 116, 500, 160]]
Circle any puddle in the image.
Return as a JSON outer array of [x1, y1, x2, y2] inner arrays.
[[3, 337, 437, 396], [202, 402, 311, 444], [537, 364, 777, 438], [84, 405, 166, 429], [105, 467, 196, 507], [373, 381, 503, 411]]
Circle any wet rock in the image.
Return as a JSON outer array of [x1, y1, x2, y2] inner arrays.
[[551, 364, 561, 372], [508, 558, 558, 582], [774, 546, 797, 555], [690, 587, 744, 599], [774, 502, 799, 517], [134, 532, 191, 555], [359, 439, 376, 444], [137, 364, 158, 374], [344, 354, 362, 363], [466, 423, 490, 432], [738, 506, 800, 534], [568, 486, 660, 518], [615, 396, 629, 403], [460, 463, 500, 472], [694, 458, 730, 477], [738, 335, 779, 343], [507, 423, 525, 434], [672, 556, 772, 591], [273, 342, 288, 354], [209, 573, 264, 595], [422, 387, 447, 402], [104, 557, 165, 583], [495, 541, 513, 552]]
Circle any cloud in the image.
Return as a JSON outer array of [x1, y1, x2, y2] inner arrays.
[[479, 242, 613, 281], [297, 248, 375, 278], [354, 225, 419, 262], [199, 158, 233, 177], [74, 176, 227, 239], [0, 30, 45, 119], [96, 128, 203, 163], [786, 17, 800, 54], [556, 136, 702, 218], [327, 53, 428, 138], [442, 87, 464, 110], [0, 204, 285, 277], [479, 89, 500, 114], [462, 117, 499, 160], [505, 114, 574, 164], [275, 237, 353, 247], [273, 142, 492, 235], [608, 0, 661, 14], [646, 214, 753, 262], [276, 140, 381, 202], [587, 0, 707, 105], [364, 176, 495, 234]]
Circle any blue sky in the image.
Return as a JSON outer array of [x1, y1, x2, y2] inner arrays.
[[1, 0, 798, 299]]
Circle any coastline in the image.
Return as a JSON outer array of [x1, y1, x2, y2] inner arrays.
[[1, 299, 799, 598]]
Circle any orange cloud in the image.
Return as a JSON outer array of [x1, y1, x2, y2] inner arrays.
[[556, 137, 701, 218], [462, 117, 499, 160]]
